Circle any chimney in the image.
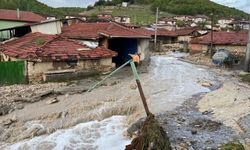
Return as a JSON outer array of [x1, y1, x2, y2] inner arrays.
[[17, 8, 20, 19]]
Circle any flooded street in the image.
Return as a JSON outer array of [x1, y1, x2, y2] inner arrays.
[[1, 54, 249, 149], [147, 56, 215, 113], [3, 116, 130, 150]]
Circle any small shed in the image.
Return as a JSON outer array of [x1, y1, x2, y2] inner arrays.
[[0, 33, 117, 83], [62, 22, 151, 66]]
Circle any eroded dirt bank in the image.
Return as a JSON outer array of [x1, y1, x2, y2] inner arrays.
[[0, 54, 249, 149]]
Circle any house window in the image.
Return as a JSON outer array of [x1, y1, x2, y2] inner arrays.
[[66, 60, 78, 68]]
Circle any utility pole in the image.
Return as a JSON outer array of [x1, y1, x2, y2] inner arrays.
[[154, 7, 159, 51], [210, 11, 214, 58], [244, 17, 250, 72]]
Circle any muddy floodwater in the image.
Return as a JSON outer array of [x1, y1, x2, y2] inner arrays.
[[1, 54, 249, 150]]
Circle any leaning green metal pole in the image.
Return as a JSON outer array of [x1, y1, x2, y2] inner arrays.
[[130, 61, 151, 116], [87, 59, 132, 92]]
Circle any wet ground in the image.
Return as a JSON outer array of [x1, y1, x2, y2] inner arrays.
[[1, 53, 250, 149]]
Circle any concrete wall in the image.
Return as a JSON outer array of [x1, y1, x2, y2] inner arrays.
[[215, 45, 246, 56], [27, 58, 114, 83], [189, 43, 247, 56], [138, 39, 150, 61], [31, 21, 62, 35], [27, 61, 54, 83], [178, 36, 192, 42]]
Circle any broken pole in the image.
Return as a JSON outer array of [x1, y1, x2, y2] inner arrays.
[[130, 60, 151, 116], [244, 19, 250, 72]]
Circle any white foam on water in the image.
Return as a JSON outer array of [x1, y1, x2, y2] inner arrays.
[[3, 116, 130, 150]]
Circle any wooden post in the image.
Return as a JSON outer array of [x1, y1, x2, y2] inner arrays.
[[130, 61, 151, 116], [244, 19, 250, 72], [136, 80, 151, 116]]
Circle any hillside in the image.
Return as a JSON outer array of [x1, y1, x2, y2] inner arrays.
[[149, 0, 249, 20], [86, 0, 249, 25], [0, 0, 248, 24], [82, 5, 167, 25], [0, 0, 85, 17]]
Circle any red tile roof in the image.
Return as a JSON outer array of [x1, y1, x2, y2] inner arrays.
[[0, 9, 45, 22], [1, 33, 117, 61], [190, 31, 248, 46], [134, 28, 177, 37], [175, 27, 198, 36], [62, 22, 150, 40]]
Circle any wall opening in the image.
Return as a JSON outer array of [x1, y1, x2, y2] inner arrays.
[[108, 38, 137, 66]]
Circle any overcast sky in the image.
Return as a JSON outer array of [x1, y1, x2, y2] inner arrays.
[[37, 0, 249, 13], [37, 0, 97, 8], [211, 0, 250, 13]]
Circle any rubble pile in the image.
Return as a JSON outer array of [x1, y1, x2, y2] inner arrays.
[[162, 43, 182, 52], [186, 53, 212, 66], [0, 83, 65, 116]]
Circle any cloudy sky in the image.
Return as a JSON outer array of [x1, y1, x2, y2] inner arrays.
[[38, 0, 249, 13], [37, 0, 97, 8], [211, 0, 249, 13]]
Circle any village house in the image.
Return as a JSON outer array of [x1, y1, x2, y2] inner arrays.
[[64, 15, 87, 21], [0, 32, 117, 83], [114, 16, 131, 24], [217, 18, 233, 29], [228, 20, 250, 30], [135, 27, 177, 44], [44, 15, 57, 21], [97, 13, 113, 21], [61, 18, 84, 27], [0, 9, 45, 41], [175, 27, 201, 43], [158, 17, 176, 31], [174, 15, 193, 22], [192, 15, 208, 24], [189, 31, 248, 56], [0, 19, 63, 41], [62, 22, 151, 66], [122, 2, 128, 7]]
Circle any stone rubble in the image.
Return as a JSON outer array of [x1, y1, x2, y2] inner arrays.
[[0, 83, 65, 116]]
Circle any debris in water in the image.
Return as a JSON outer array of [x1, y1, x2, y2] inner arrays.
[[46, 97, 59, 105], [125, 114, 172, 150]]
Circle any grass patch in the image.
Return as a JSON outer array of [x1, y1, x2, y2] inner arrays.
[[83, 5, 172, 25], [239, 74, 250, 83], [31, 37, 45, 46], [220, 141, 245, 150]]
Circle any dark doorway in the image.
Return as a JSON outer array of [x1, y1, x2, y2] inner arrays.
[[108, 38, 138, 66]]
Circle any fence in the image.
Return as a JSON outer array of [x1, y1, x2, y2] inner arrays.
[[0, 61, 26, 85]]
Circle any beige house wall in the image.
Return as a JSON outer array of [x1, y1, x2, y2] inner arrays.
[[27, 58, 114, 83], [178, 36, 191, 42], [189, 43, 246, 56], [31, 21, 62, 35], [138, 39, 150, 61], [0, 56, 115, 83], [215, 45, 246, 56]]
